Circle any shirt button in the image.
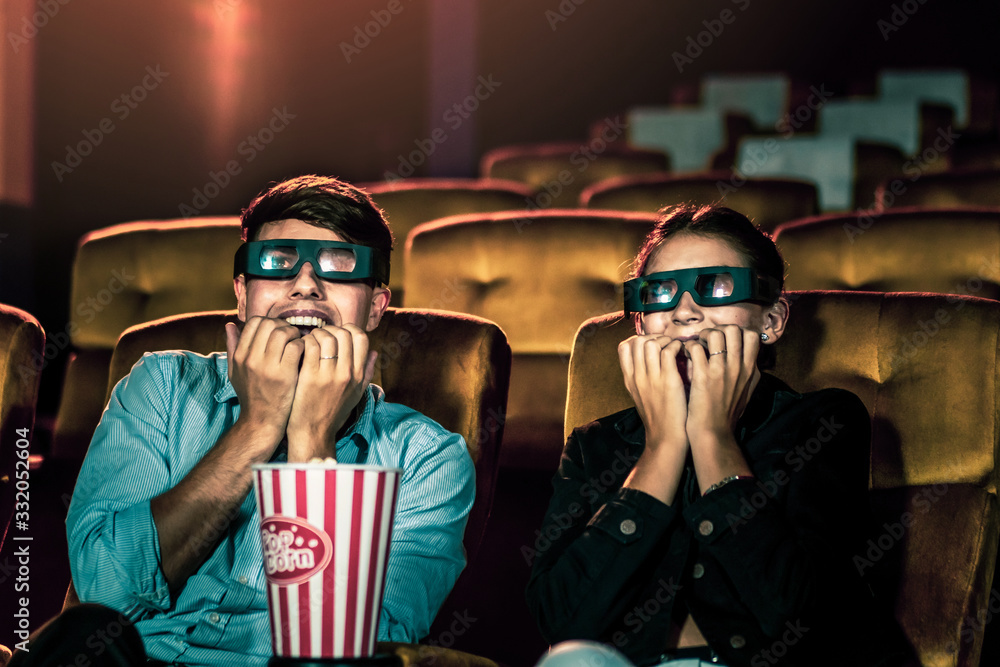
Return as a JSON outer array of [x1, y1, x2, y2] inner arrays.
[[698, 520, 714, 536], [620, 519, 637, 535], [238, 576, 248, 585], [730, 635, 746, 649], [209, 612, 221, 624], [692, 563, 705, 579]]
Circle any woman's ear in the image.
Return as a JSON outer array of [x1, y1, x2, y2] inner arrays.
[[761, 296, 790, 344], [634, 312, 644, 336]]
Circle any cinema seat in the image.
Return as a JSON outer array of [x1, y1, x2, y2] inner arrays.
[[0, 304, 45, 550], [565, 292, 1000, 667], [61, 307, 510, 617], [734, 136, 906, 212], [479, 142, 669, 209], [362, 178, 534, 302], [772, 207, 1000, 298], [580, 173, 818, 233], [875, 168, 1000, 210], [403, 209, 659, 470], [51, 218, 243, 464]]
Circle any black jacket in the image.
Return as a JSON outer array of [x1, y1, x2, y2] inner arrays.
[[526, 373, 911, 667]]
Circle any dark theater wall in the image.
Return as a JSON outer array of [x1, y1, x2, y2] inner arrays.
[[21, 0, 1000, 411]]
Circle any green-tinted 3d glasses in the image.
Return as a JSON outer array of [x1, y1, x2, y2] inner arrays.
[[624, 266, 780, 315], [234, 239, 390, 285]]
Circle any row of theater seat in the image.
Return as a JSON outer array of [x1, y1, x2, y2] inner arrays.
[[4, 285, 1000, 667], [51, 174, 1000, 470]]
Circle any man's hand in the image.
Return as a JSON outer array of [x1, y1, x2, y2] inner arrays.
[[225, 317, 304, 458], [286, 323, 378, 462]]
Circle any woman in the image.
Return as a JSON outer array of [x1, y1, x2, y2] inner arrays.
[[526, 205, 910, 667]]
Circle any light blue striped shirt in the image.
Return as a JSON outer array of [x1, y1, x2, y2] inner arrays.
[[67, 351, 474, 666]]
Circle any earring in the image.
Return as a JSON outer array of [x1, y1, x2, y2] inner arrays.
[[760, 333, 769, 342]]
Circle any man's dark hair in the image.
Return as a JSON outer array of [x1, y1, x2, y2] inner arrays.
[[631, 203, 786, 299], [240, 175, 394, 258]]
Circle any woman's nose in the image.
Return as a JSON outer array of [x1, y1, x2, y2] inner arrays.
[[671, 291, 703, 324]]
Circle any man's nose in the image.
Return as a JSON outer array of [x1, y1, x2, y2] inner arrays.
[[289, 261, 324, 297]]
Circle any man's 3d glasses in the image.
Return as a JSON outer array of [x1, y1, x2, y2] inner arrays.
[[234, 239, 390, 285], [624, 266, 780, 315]]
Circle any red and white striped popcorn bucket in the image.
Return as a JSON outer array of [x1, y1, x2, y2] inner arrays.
[[253, 463, 402, 660]]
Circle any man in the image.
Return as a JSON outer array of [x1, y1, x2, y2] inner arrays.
[[58, 175, 474, 665]]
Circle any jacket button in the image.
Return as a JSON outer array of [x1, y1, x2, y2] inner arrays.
[[692, 563, 705, 579], [698, 520, 714, 536], [238, 576, 248, 585], [730, 635, 746, 649], [209, 612, 221, 624], [620, 519, 637, 535]]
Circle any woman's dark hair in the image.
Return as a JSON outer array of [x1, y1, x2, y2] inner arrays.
[[631, 203, 785, 302], [632, 203, 787, 368], [240, 175, 394, 257]]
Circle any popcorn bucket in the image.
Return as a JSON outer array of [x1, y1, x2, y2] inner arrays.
[[253, 463, 402, 662]]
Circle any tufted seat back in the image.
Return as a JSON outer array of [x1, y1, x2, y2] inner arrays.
[[773, 207, 1000, 300], [480, 142, 669, 209], [362, 178, 534, 302], [581, 172, 818, 233], [565, 291, 1000, 667], [403, 209, 658, 469], [52, 218, 243, 460]]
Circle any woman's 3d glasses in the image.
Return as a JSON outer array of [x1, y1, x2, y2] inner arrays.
[[624, 266, 780, 315], [234, 239, 390, 285]]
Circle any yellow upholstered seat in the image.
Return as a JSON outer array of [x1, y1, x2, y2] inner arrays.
[[60, 306, 510, 616], [565, 291, 1000, 667], [362, 178, 534, 302], [876, 168, 1000, 210], [580, 172, 818, 233], [479, 142, 669, 209], [772, 207, 1000, 298], [0, 304, 45, 548], [403, 209, 658, 469], [52, 218, 243, 461]]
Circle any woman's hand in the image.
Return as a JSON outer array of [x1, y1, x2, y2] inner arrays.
[[618, 334, 691, 454], [683, 325, 759, 491], [618, 334, 692, 505]]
